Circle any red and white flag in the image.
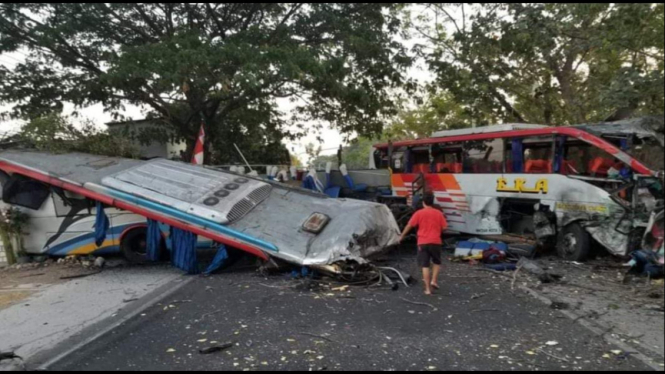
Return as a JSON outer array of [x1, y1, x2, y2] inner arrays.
[[191, 123, 205, 165]]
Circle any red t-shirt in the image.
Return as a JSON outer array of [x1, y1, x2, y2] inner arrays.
[[408, 207, 448, 246]]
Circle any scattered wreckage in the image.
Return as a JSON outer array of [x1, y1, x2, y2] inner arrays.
[[373, 117, 665, 261], [0, 150, 401, 277]]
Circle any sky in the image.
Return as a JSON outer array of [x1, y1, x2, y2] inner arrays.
[[0, 4, 444, 162]]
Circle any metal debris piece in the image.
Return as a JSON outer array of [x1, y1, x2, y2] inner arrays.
[[199, 343, 234, 355]]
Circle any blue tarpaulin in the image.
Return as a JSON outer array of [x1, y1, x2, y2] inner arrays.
[[94, 201, 110, 247], [146, 219, 162, 262], [204, 245, 229, 275], [171, 228, 199, 275]]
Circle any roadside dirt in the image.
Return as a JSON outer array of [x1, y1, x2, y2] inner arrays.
[[0, 259, 121, 310], [514, 256, 665, 366], [0, 290, 33, 309]]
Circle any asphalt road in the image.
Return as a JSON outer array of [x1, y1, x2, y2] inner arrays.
[[52, 255, 655, 371]]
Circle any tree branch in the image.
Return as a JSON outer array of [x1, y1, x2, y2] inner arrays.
[[133, 4, 164, 39]]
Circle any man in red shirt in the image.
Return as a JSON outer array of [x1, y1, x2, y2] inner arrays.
[[399, 192, 448, 295]]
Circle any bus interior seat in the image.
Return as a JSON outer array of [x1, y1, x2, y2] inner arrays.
[[414, 164, 430, 174], [525, 160, 552, 174], [589, 157, 621, 177], [560, 160, 579, 175], [437, 163, 462, 173]]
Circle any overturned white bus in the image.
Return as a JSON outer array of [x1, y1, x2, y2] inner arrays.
[[0, 151, 400, 271]]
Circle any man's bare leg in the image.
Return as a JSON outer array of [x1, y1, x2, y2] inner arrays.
[[422, 267, 432, 295], [431, 264, 441, 290]]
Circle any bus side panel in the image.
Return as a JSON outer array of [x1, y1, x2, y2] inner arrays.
[[391, 173, 630, 254]]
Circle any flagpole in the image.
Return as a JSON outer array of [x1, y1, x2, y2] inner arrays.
[[233, 143, 255, 173]]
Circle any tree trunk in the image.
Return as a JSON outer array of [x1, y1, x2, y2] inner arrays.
[[0, 228, 16, 266]]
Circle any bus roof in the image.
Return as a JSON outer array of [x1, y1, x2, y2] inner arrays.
[[430, 124, 547, 138]]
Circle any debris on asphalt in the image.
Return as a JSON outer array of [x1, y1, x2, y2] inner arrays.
[[199, 343, 234, 355], [550, 302, 570, 311], [0, 352, 22, 362], [517, 258, 563, 284], [59, 271, 103, 280]]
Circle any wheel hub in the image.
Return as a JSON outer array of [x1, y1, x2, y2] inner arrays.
[[563, 233, 578, 255]]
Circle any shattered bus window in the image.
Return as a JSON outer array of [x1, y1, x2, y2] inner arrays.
[[433, 142, 463, 173], [463, 139, 504, 173], [523, 136, 554, 174]]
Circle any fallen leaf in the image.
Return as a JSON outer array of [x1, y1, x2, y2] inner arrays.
[[197, 339, 208, 343], [546, 341, 559, 346], [526, 351, 536, 356], [611, 350, 622, 355], [287, 339, 296, 343], [166, 349, 176, 353], [490, 345, 499, 349], [602, 354, 611, 359]]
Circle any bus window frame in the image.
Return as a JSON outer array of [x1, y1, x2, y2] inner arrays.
[[374, 127, 654, 176], [462, 138, 506, 174]]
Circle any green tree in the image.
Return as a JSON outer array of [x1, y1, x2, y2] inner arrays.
[[386, 93, 475, 140], [19, 114, 140, 158], [0, 3, 413, 162], [418, 3, 664, 125]]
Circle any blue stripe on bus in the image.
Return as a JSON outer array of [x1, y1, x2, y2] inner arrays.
[[104, 189, 278, 253], [47, 225, 130, 256]]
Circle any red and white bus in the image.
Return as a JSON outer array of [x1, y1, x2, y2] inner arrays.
[[374, 119, 664, 261]]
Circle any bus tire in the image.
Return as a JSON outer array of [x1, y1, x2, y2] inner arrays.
[[557, 223, 591, 262], [121, 227, 149, 264]]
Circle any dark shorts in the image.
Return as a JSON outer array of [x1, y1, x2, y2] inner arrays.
[[417, 245, 442, 268]]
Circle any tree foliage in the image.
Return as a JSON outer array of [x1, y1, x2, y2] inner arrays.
[[0, 3, 413, 162], [19, 114, 140, 158], [386, 93, 474, 140], [418, 3, 664, 125]]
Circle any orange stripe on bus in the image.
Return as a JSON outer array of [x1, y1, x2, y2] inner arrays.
[[439, 175, 462, 191]]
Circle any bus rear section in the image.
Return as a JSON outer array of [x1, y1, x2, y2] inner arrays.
[[374, 119, 664, 261]]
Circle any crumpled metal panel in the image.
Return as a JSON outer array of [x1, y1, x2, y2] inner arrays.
[[229, 185, 401, 266], [576, 116, 665, 146]]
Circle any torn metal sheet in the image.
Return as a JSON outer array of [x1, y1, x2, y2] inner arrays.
[[576, 116, 665, 147]]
